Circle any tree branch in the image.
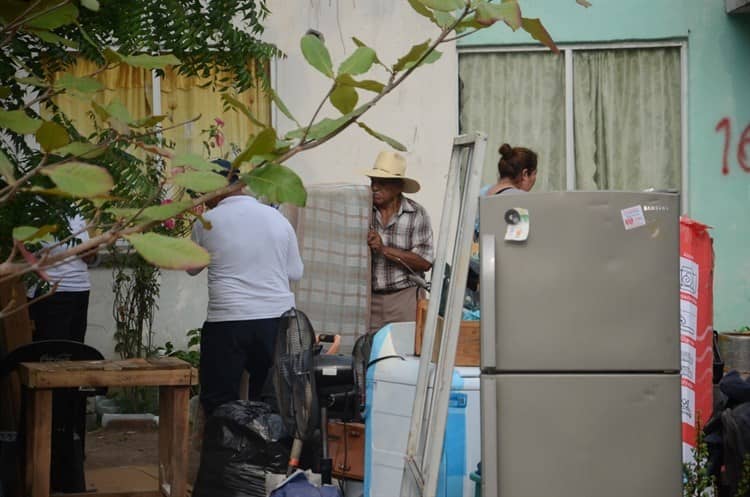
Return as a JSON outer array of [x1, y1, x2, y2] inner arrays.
[[301, 85, 335, 144]]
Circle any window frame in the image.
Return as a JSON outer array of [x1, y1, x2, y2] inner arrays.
[[457, 40, 689, 214]]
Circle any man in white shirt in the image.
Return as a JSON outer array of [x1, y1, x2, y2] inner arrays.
[[29, 214, 94, 342], [188, 160, 304, 415]]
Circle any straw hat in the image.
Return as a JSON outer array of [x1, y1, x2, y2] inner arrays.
[[363, 151, 420, 193]]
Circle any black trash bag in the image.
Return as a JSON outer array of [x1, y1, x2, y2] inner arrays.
[[192, 401, 292, 497]]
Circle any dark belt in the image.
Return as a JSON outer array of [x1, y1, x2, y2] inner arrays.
[[372, 286, 414, 295]]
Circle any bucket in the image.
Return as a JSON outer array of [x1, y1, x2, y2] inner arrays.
[[717, 333, 750, 376]]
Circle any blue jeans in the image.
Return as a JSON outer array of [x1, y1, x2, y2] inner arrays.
[[199, 318, 279, 415]]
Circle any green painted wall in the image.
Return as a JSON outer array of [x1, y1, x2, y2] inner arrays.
[[459, 1, 750, 331]]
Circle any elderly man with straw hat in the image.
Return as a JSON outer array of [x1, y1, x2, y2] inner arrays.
[[365, 151, 434, 334]]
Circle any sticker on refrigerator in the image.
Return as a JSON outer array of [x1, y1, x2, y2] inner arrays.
[[621, 205, 646, 230], [504, 208, 529, 242]]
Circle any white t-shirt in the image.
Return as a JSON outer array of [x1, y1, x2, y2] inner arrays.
[[191, 195, 304, 322], [28, 215, 91, 296]]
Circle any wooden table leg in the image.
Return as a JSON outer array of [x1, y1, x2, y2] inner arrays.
[[158, 386, 173, 495], [25, 389, 52, 497], [159, 386, 190, 497], [170, 386, 190, 497]]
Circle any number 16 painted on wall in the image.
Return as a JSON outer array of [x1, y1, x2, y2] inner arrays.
[[716, 117, 750, 175]]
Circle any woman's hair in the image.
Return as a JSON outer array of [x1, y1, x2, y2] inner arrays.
[[497, 143, 538, 180]]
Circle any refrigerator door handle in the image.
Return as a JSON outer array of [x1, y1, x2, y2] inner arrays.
[[480, 234, 496, 369]]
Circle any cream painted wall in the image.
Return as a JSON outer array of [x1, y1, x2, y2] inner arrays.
[[265, 0, 458, 237], [84, 1, 458, 358]]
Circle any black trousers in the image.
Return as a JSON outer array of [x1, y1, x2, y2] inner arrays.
[[29, 290, 90, 342], [199, 318, 279, 416]]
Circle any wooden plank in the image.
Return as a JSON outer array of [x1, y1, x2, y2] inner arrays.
[[25, 389, 52, 497], [0, 277, 33, 352], [158, 386, 174, 494], [18, 359, 196, 388], [168, 386, 190, 497], [414, 301, 480, 366], [0, 278, 33, 438]]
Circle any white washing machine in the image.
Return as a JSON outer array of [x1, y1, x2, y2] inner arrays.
[[363, 323, 480, 497]]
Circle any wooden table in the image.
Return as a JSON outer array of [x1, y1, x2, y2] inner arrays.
[[18, 357, 198, 497]]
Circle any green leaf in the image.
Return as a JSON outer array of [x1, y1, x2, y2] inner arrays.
[[0, 110, 42, 134], [408, 0, 436, 20], [141, 200, 193, 222], [400, 49, 442, 71], [270, 89, 300, 127], [105, 99, 132, 125], [433, 11, 456, 28], [455, 15, 484, 32], [0, 149, 15, 184], [358, 122, 407, 151], [130, 115, 167, 128], [417, 0, 464, 12], [41, 162, 114, 198], [80, 0, 100, 11], [329, 84, 358, 114], [338, 47, 376, 76], [233, 128, 278, 168], [476, 1, 521, 30], [106, 207, 140, 220], [285, 113, 352, 141], [172, 153, 223, 172], [27, 28, 78, 48], [521, 18, 559, 54], [243, 164, 307, 206], [12, 225, 58, 242], [170, 171, 227, 192], [122, 53, 181, 70], [25, 3, 78, 30], [336, 74, 385, 93], [103, 47, 124, 64], [15, 76, 47, 88], [0, 87, 11, 99], [53, 141, 105, 159], [351, 37, 384, 67], [301, 34, 334, 78], [54, 73, 102, 94], [124, 233, 209, 270], [222, 94, 265, 128], [36, 121, 70, 152], [393, 40, 431, 72]]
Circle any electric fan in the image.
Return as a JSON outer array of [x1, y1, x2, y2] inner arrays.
[[351, 333, 374, 422], [272, 308, 319, 475]]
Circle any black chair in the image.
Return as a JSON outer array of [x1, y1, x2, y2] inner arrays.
[[0, 340, 105, 494]]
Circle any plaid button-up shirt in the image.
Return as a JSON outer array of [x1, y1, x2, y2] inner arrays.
[[372, 196, 434, 292]]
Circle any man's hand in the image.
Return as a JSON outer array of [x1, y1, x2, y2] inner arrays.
[[367, 229, 384, 254]]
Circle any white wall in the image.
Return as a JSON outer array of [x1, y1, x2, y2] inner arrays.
[[84, 1, 458, 358], [265, 0, 458, 235], [86, 268, 208, 358]]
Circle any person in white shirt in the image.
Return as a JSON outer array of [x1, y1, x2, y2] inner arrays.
[[188, 160, 304, 415], [29, 214, 94, 342]]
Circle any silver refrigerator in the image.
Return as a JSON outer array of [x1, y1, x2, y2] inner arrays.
[[479, 191, 682, 497]]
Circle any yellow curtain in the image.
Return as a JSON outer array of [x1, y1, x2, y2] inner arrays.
[[51, 59, 152, 138], [160, 65, 271, 158]]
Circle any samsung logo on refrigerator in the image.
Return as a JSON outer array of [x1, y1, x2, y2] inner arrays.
[[643, 205, 670, 212]]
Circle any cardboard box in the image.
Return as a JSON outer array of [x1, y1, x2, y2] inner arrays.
[[327, 421, 364, 481], [414, 300, 480, 367]]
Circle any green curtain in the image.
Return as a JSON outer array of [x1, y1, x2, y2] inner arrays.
[[459, 51, 566, 190], [573, 48, 681, 190]]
